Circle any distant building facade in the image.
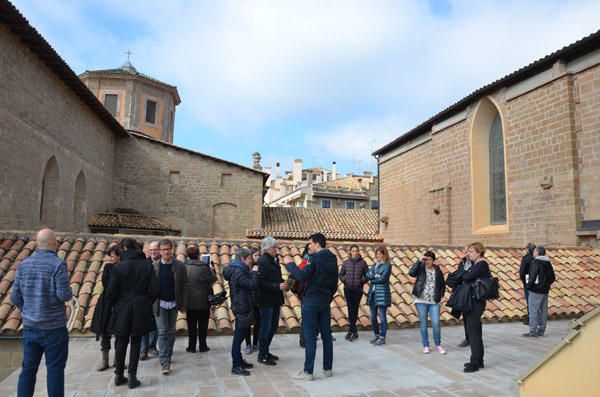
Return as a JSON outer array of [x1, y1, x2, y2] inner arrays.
[[374, 30, 600, 247]]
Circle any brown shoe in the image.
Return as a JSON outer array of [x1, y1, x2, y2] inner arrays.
[[345, 331, 352, 341], [161, 363, 170, 375], [350, 332, 359, 341], [140, 352, 148, 361], [457, 339, 470, 348]]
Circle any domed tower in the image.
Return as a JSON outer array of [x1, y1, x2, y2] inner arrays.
[[79, 57, 181, 143]]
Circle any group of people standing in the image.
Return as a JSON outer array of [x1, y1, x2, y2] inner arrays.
[[90, 238, 216, 389], [11, 227, 559, 395]]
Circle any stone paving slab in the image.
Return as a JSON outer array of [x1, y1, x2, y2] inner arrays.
[[0, 320, 571, 396]]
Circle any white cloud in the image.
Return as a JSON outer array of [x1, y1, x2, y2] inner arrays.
[[11, 0, 600, 162], [307, 117, 407, 175]]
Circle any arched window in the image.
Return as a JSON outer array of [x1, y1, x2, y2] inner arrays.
[[40, 156, 60, 227], [489, 114, 506, 224], [470, 97, 508, 233], [73, 171, 87, 231]]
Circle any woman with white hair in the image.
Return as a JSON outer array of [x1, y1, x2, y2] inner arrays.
[[256, 236, 289, 366]]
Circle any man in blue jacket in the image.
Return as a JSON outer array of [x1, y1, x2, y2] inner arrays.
[[285, 233, 338, 381], [11, 228, 73, 397]]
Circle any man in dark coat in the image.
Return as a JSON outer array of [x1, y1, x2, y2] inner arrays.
[[286, 233, 339, 381], [524, 246, 556, 338], [519, 243, 536, 325], [256, 236, 288, 366], [153, 239, 189, 375], [107, 238, 159, 389]]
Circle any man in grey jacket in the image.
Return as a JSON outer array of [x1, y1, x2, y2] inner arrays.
[[154, 239, 189, 374], [11, 228, 73, 397]]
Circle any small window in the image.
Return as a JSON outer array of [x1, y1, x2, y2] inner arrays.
[[104, 94, 118, 117], [169, 171, 180, 184], [321, 199, 331, 208], [489, 114, 506, 224], [370, 199, 379, 210], [346, 201, 355, 209], [145, 100, 157, 124], [221, 173, 232, 188]]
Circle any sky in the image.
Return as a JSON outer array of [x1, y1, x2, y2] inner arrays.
[[11, 0, 600, 176]]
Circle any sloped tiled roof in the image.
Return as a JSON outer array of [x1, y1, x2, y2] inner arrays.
[[1, 231, 599, 336], [247, 207, 383, 241], [89, 213, 182, 234]]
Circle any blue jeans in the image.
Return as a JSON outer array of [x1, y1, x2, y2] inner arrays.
[[302, 302, 333, 374], [18, 326, 69, 397], [258, 306, 280, 359], [231, 324, 249, 368], [370, 303, 388, 337], [155, 307, 178, 365], [415, 303, 441, 347], [141, 330, 157, 353]]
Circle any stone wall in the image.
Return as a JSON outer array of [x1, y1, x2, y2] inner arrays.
[[379, 62, 600, 247], [0, 25, 115, 232], [111, 135, 264, 238]]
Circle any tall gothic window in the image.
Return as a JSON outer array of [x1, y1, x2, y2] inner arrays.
[[489, 114, 506, 224]]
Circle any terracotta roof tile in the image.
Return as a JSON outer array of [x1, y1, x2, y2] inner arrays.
[[1, 231, 600, 335], [89, 212, 182, 234], [247, 207, 383, 242]]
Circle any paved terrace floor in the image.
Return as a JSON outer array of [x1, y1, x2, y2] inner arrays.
[[0, 320, 571, 397]]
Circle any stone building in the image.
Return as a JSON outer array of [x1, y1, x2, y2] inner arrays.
[[374, 30, 600, 247], [0, 0, 266, 238], [80, 59, 180, 143]]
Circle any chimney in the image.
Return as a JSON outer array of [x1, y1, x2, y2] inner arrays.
[[331, 161, 337, 180], [252, 152, 262, 170], [293, 159, 303, 186], [275, 162, 281, 179]]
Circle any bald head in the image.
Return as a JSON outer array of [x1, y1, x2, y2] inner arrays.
[[37, 228, 57, 251], [148, 241, 161, 261]]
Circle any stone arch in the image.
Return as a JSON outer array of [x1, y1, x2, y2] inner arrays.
[[212, 202, 238, 238], [40, 156, 60, 228], [72, 170, 87, 231], [470, 97, 509, 233]]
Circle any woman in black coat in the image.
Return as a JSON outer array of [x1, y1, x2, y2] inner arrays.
[[462, 242, 492, 373], [223, 248, 259, 376], [90, 244, 121, 371], [106, 238, 159, 388], [409, 251, 446, 354]]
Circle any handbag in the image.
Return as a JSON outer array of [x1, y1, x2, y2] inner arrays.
[[208, 290, 227, 306], [473, 277, 499, 300], [235, 309, 256, 329]]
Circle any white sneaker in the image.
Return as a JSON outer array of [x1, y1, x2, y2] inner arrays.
[[435, 345, 446, 355], [423, 346, 430, 354], [323, 369, 333, 377], [292, 370, 314, 381]]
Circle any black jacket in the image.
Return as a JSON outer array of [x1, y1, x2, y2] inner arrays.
[[519, 252, 534, 287], [90, 262, 115, 337], [223, 260, 258, 317], [285, 248, 339, 305], [340, 255, 368, 291], [526, 256, 556, 294], [185, 259, 217, 310], [408, 261, 446, 303], [256, 252, 284, 307], [106, 250, 159, 336]]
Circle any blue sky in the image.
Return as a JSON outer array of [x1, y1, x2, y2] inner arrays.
[[11, 0, 600, 176]]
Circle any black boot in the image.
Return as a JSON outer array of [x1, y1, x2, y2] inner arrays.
[[241, 359, 254, 369], [97, 351, 109, 372], [231, 366, 251, 376], [114, 374, 128, 386], [128, 373, 141, 389]]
